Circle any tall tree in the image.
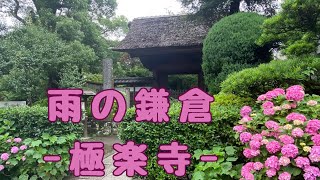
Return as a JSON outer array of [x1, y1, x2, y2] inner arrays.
[[258, 0, 320, 57], [179, 0, 279, 21]]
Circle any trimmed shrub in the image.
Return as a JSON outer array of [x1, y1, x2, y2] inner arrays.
[[0, 106, 82, 139], [118, 95, 251, 179], [202, 12, 271, 94], [221, 57, 320, 98]]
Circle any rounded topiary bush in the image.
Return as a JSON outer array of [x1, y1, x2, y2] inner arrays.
[[202, 12, 272, 94]]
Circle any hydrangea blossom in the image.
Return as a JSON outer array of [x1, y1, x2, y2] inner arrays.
[[240, 106, 252, 117], [295, 156, 310, 169], [279, 156, 291, 166], [265, 156, 280, 170], [305, 120, 320, 135], [292, 128, 304, 137], [278, 172, 291, 180], [240, 132, 252, 143], [286, 85, 305, 102], [286, 112, 307, 122], [1, 153, 9, 161], [311, 135, 320, 146], [279, 135, 295, 145], [308, 146, 320, 163], [266, 141, 281, 154], [281, 144, 299, 158]]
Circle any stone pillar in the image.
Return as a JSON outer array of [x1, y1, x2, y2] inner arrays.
[[103, 59, 113, 89]]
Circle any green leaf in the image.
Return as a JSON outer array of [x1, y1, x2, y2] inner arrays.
[[192, 171, 205, 180], [221, 162, 232, 173], [30, 175, 38, 180], [18, 174, 29, 180], [31, 140, 42, 147], [226, 157, 238, 162], [225, 146, 236, 155]]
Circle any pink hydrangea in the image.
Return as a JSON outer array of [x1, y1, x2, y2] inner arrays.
[[279, 135, 295, 145], [13, 138, 22, 143], [1, 153, 9, 161], [20, 145, 27, 150], [240, 132, 252, 143], [253, 162, 263, 171], [233, 125, 247, 133], [240, 106, 252, 117], [240, 116, 253, 123], [292, 128, 304, 138], [265, 156, 280, 170], [279, 156, 291, 166], [6, 139, 11, 143], [286, 112, 307, 122], [241, 162, 254, 180], [264, 108, 275, 116], [308, 146, 320, 163], [262, 101, 274, 109], [311, 135, 320, 146], [295, 156, 310, 169], [286, 85, 305, 102], [251, 134, 263, 141], [303, 166, 320, 180], [266, 141, 281, 154], [249, 140, 261, 150], [273, 88, 285, 96], [281, 144, 299, 158], [266, 168, 277, 177], [278, 172, 291, 180], [243, 148, 254, 158], [266, 91, 278, 100], [257, 94, 266, 101], [11, 146, 19, 154], [265, 121, 279, 130], [22, 156, 26, 161], [0, 165, 4, 171], [305, 120, 320, 135]]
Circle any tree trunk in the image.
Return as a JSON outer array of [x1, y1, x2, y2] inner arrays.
[[229, 0, 241, 14]]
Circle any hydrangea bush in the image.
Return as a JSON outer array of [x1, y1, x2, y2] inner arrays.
[[234, 85, 320, 180], [0, 135, 28, 177]]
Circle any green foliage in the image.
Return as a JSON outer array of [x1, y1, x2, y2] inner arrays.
[[118, 97, 247, 178], [258, 0, 320, 56], [192, 146, 242, 180], [0, 106, 79, 179], [202, 12, 272, 94], [168, 75, 198, 90], [221, 57, 320, 97], [0, 106, 82, 139], [59, 65, 86, 88], [0, 25, 97, 103], [178, 0, 278, 21], [17, 133, 77, 180]]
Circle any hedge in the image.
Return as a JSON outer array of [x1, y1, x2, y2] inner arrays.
[[220, 56, 320, 97], [117, 93, 252, 179], [0, 106, 82, 139]]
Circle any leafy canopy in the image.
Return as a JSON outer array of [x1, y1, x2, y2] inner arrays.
[[258, 0, 320, 56], [178, 0, 279, 22]]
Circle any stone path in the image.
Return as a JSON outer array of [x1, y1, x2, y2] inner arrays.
[[68, 135, 132, 180]]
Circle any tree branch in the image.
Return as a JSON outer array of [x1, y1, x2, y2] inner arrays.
[[10, 0, 26, 24]]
